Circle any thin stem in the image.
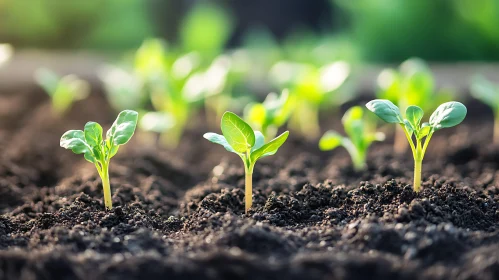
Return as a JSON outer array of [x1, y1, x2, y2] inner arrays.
[[402, 126, 417, 157], [245, 170, 253, 214], [414, 158, 422, 192], [421, 132, 433, 156], [101, 161, 113, 210], [394, 125, 409, 154]]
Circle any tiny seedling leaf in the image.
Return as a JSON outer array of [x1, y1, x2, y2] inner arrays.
[[203, 132, 237, 153], [251, 131, 265, 152], [470, 75, 499, 109], [84, 122, 103, 147], [403, 119, 414, 136], [221, 111, 255, 153], [366, 99, 403, 124], [406, 105, 424, 129], [60, 130, 91, 155], [251, 131, 289, 162], [106, 110, 139, 145], [319, 131, 343, 151], [429, 101, 467, 130]]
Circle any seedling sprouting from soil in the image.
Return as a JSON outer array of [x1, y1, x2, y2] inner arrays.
[[366, 100, 466, 192], [60, 110, 138, 210], [244, 89, 294, 139], [470, 75, 499, 143], [35, 68, 90, 115], [204, 111, 289, 213], [319, 106, 385, 171]]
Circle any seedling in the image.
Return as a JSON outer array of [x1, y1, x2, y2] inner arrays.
[[271, 61, 351, 139], [366, 100, 466, 192], [319, 106, 385, 171], [376, 58, 453, 153], [204, 112, 289, 213], [470, 75, 499, 143], [60, 110, 138, 210], [244, 89, 294, 139], [35, 68, 90, 115]]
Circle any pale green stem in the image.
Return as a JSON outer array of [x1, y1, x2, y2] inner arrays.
[[413, 159, 422, 192], [100, 161, 112, 210], [243, 150, 254, 214]]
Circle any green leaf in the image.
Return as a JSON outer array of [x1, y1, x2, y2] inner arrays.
[[417, 123, 432, 139], [251, 131, 289, 162], [403, 119, 414, 136], [221, 111, 255, 153], [319, 131, 343, 151], [429, 102, 467, 130], [203, 132, 237, 153], [84, 122, 103, 147], [365, 99, 403, 124], [251, 131, 265, 152], [84, 152, 97, 163], [106, 110, 139, 146], [470, 75, 499, 109], [60, 130, 91, 155], [405, 105, 424, 129]]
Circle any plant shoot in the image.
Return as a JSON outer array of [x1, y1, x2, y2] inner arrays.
[[244, 89, 294, 139], [35, 68, 90, 115], [366, 100, 466, 192], [204, 111, 289, 213], [60, 110, 138, 210], [319, 106, 385, 171]]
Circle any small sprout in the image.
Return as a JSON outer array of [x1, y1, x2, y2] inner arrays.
[[204, 112, 289, 213], [470, 75, 499, 143], [244, 89, 294, 139], [35, 68, 90, 115], [60, 110, 138, 210], [319, 106, 385, 171], [366, 100, 467, 192], [376, 58, 453, 153], [272, 61, 351, 139]]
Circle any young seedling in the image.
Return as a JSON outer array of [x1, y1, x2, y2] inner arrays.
[[204, 111, 289, 213], [270, 61, 351, 139], [60, 110, 138, 210], [35, 68, 90, 115], [470, 75, 499, 144], [319, 106, 385, 171], [366, 100, 466, 192], [244, 89, 294, 139], [376, 58, 453, 153]]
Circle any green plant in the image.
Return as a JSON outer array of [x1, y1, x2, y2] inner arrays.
[[244, 89, 295, 139], [204, 111, 289, 213], [35, 68, 90, 115], [376, 58, 452, 153], [366, 99, 467, 192], [319, 106, 385, 171], [270, 61, 351, 139], [470, 75, 499, 143], [60, 110, 138, 210]]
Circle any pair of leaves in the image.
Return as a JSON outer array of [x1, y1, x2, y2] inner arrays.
[[366, 99, 467, 134], [204, 111, 289, 166], [60, 110, 138, 163]]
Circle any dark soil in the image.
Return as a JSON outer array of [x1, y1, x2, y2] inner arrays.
[[1, 88, 499, 280]]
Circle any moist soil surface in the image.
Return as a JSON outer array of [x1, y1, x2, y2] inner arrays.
[[1, 89, 499, 280]]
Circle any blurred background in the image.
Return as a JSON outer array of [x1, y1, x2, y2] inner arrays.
[[2, 0, 499, 61]]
